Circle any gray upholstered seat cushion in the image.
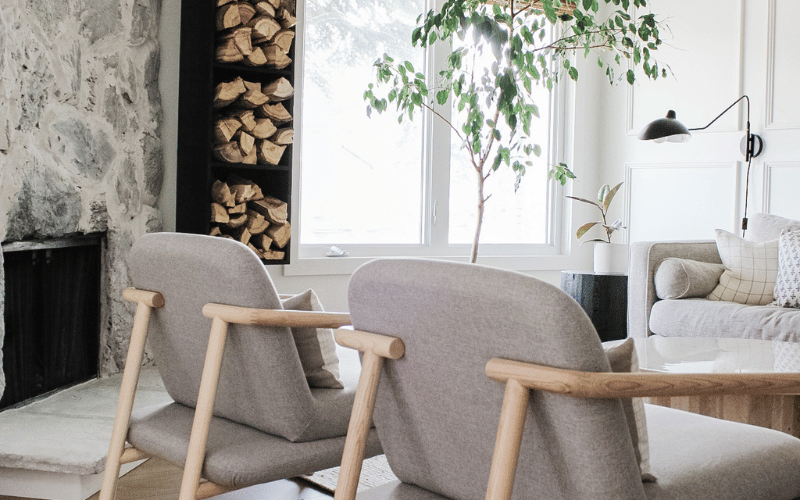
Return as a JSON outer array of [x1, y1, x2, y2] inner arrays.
[[649, 298, 800, 342], [128, 402, 382, 488], [643, 404, 800, 500]]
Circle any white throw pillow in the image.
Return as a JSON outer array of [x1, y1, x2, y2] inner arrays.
[[282, 289, 344, 389], [772, 229, 800, 309], [604, 339, 655, 482], [707, 229, 779, 305]]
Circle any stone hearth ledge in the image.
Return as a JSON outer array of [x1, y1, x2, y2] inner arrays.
[[0, 366, 171, 498]]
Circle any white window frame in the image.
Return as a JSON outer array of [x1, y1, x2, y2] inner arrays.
[[286, 0, 579, 277]]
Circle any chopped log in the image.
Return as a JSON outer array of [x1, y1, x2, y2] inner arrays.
[[211, 203, 230, 224], [213, 77, 246, 108], [243, 79, 262, 92], [242, 145, 257, 164], [253, 1, 276, 18], [251, 118, 278, 139], [261, 249, 285, 260], [270, 127, 293, 145], [216, 3, 241, 31], [248, 16, 282, 43], [214, 142, 244, 163], [227, 174, 265, 200], [235, 88, 269, 109], [244, 46, 268, 67], [211, 180, 236, 207], [262, 77, 293, 101], [214, 116, 242, 143], [238, 2, 257, 25], [227, 213, 248, 229], [262, 44, 292, 69], [257, 102, 292, 124], [230, 183, 258, 204], [229, 109, 256, 131], [256, 139, 286, 165], [218, 26, 253, 56], [249, 196, 288, 225], [215, 38, 244, 63], [266, 0, 281, 9], [245, 209, 268, 232], [272, 29, 294, 53], [228, 203, 247, 214], [267, 221, 291, 248], [217, 0, 235, 6], [210, 226, 222, 237], [279, 8, 296, 29], [232, 226, 252, 245], [233, 130, 255, 155], [253, 233, 273, 250]]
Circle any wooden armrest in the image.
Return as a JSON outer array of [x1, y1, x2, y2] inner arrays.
[[485, 358, 800, 398], [122, 287, 165, 308], [334, 329, 405, 360], [202, 303, 351, 328]]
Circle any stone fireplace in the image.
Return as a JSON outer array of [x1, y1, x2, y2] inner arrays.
[[0, 0, 164, 400]]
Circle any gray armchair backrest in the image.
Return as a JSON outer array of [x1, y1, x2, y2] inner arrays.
[[348, 259, 646, 500], [127, 232, 315, 441]]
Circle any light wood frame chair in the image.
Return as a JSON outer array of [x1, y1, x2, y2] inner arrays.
[[331, 258, 800, 500], [100, 289, 354, 500]]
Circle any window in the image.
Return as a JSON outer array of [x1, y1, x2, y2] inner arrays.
[[299, 0, 564, 265]]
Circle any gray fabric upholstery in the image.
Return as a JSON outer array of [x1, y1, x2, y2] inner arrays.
[[654, 258, 725, 300], [128, 402, 383, 488], [349, 259, 800, 500], [649, 298, 800, 342], [127, 232, 354, 442], [628, 241, 721, 338], [643, 404, 800, 500], [349, 259, 646, 500]]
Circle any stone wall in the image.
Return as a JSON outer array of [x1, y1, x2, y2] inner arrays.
[[0, 0, 164, 384]]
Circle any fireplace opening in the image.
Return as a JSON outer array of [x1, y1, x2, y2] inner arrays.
[[1, 234, 103, 410]]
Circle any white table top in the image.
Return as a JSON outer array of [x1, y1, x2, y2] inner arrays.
[[621, 336, 800, 374]]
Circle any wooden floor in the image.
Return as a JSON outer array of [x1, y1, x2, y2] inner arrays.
[[0, 458, 334, 500]]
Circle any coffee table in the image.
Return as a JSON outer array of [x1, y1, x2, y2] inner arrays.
[[622, 336, 800, 438]]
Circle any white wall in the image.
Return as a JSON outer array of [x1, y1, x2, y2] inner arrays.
[[593, 0, 800, 244]]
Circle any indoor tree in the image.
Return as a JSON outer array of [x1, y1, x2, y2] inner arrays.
[[364, 0, 669, 262]]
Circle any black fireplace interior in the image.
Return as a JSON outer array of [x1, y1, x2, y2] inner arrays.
[[1, 234, 103, 410]]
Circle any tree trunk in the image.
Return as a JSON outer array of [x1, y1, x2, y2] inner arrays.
[[471, 172, 486, 264]]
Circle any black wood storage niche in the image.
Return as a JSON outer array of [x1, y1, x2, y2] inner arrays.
[[176, 0, 296, 265]]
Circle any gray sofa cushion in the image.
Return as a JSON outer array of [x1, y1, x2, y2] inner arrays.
[[746, 213, 800, 242], [654, 258, 725, 300], [649, 298, 800, 343]]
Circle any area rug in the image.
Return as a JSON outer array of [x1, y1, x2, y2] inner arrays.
[[301, 454, 398, 493]]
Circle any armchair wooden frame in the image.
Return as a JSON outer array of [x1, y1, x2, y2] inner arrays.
[[483, 358, 800, 500], [99, 288, 352, 500]]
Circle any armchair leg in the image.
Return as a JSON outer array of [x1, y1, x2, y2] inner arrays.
[[485, 379, 529, 500], [99, 294, 160, 500], [178, 316, 230, 500], [335, 350, 384, 500]]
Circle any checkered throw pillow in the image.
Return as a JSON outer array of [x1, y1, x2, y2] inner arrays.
[[707, 229, 779, 305], [773, 229, 800, 308]]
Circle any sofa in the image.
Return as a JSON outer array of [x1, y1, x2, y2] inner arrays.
[[628, 213, 800, 342]]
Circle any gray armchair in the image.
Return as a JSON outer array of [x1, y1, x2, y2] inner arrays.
[[335, 258, 800, 500], [99, 233, 381, 500]]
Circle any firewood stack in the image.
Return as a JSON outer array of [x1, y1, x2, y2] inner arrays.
[[215, 0, 296, 69], [210, 176, 290, 261], [212, 75, 294, 165]]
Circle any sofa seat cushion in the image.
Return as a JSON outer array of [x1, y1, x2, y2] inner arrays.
[[649, 298, 800, 342]]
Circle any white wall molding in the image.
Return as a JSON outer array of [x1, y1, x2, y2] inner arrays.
[[763, 162, 800, 219], [626, 0, 745, 136], [625, 162, 740, 242], [765, 0, 800, 130]]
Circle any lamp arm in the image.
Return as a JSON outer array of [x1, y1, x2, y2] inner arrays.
[[688, 95, 749, 132]]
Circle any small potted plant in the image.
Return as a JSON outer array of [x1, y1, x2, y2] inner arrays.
[[567, 181, 626, 272]]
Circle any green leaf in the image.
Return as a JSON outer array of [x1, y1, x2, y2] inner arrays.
[[533, 144, 542, 156], [576, 222, 599, 240], [566, 195, 603, 212], [568, 66, 579, 81], [626, 69, 635, 85], [602, 181, 624, 212], [404, 61, 414, 72], [436, 89, 449, 106]]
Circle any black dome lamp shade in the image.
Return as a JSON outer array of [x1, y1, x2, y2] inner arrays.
[[637, 95, 765, 237], [638, 110, 692, 143]]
